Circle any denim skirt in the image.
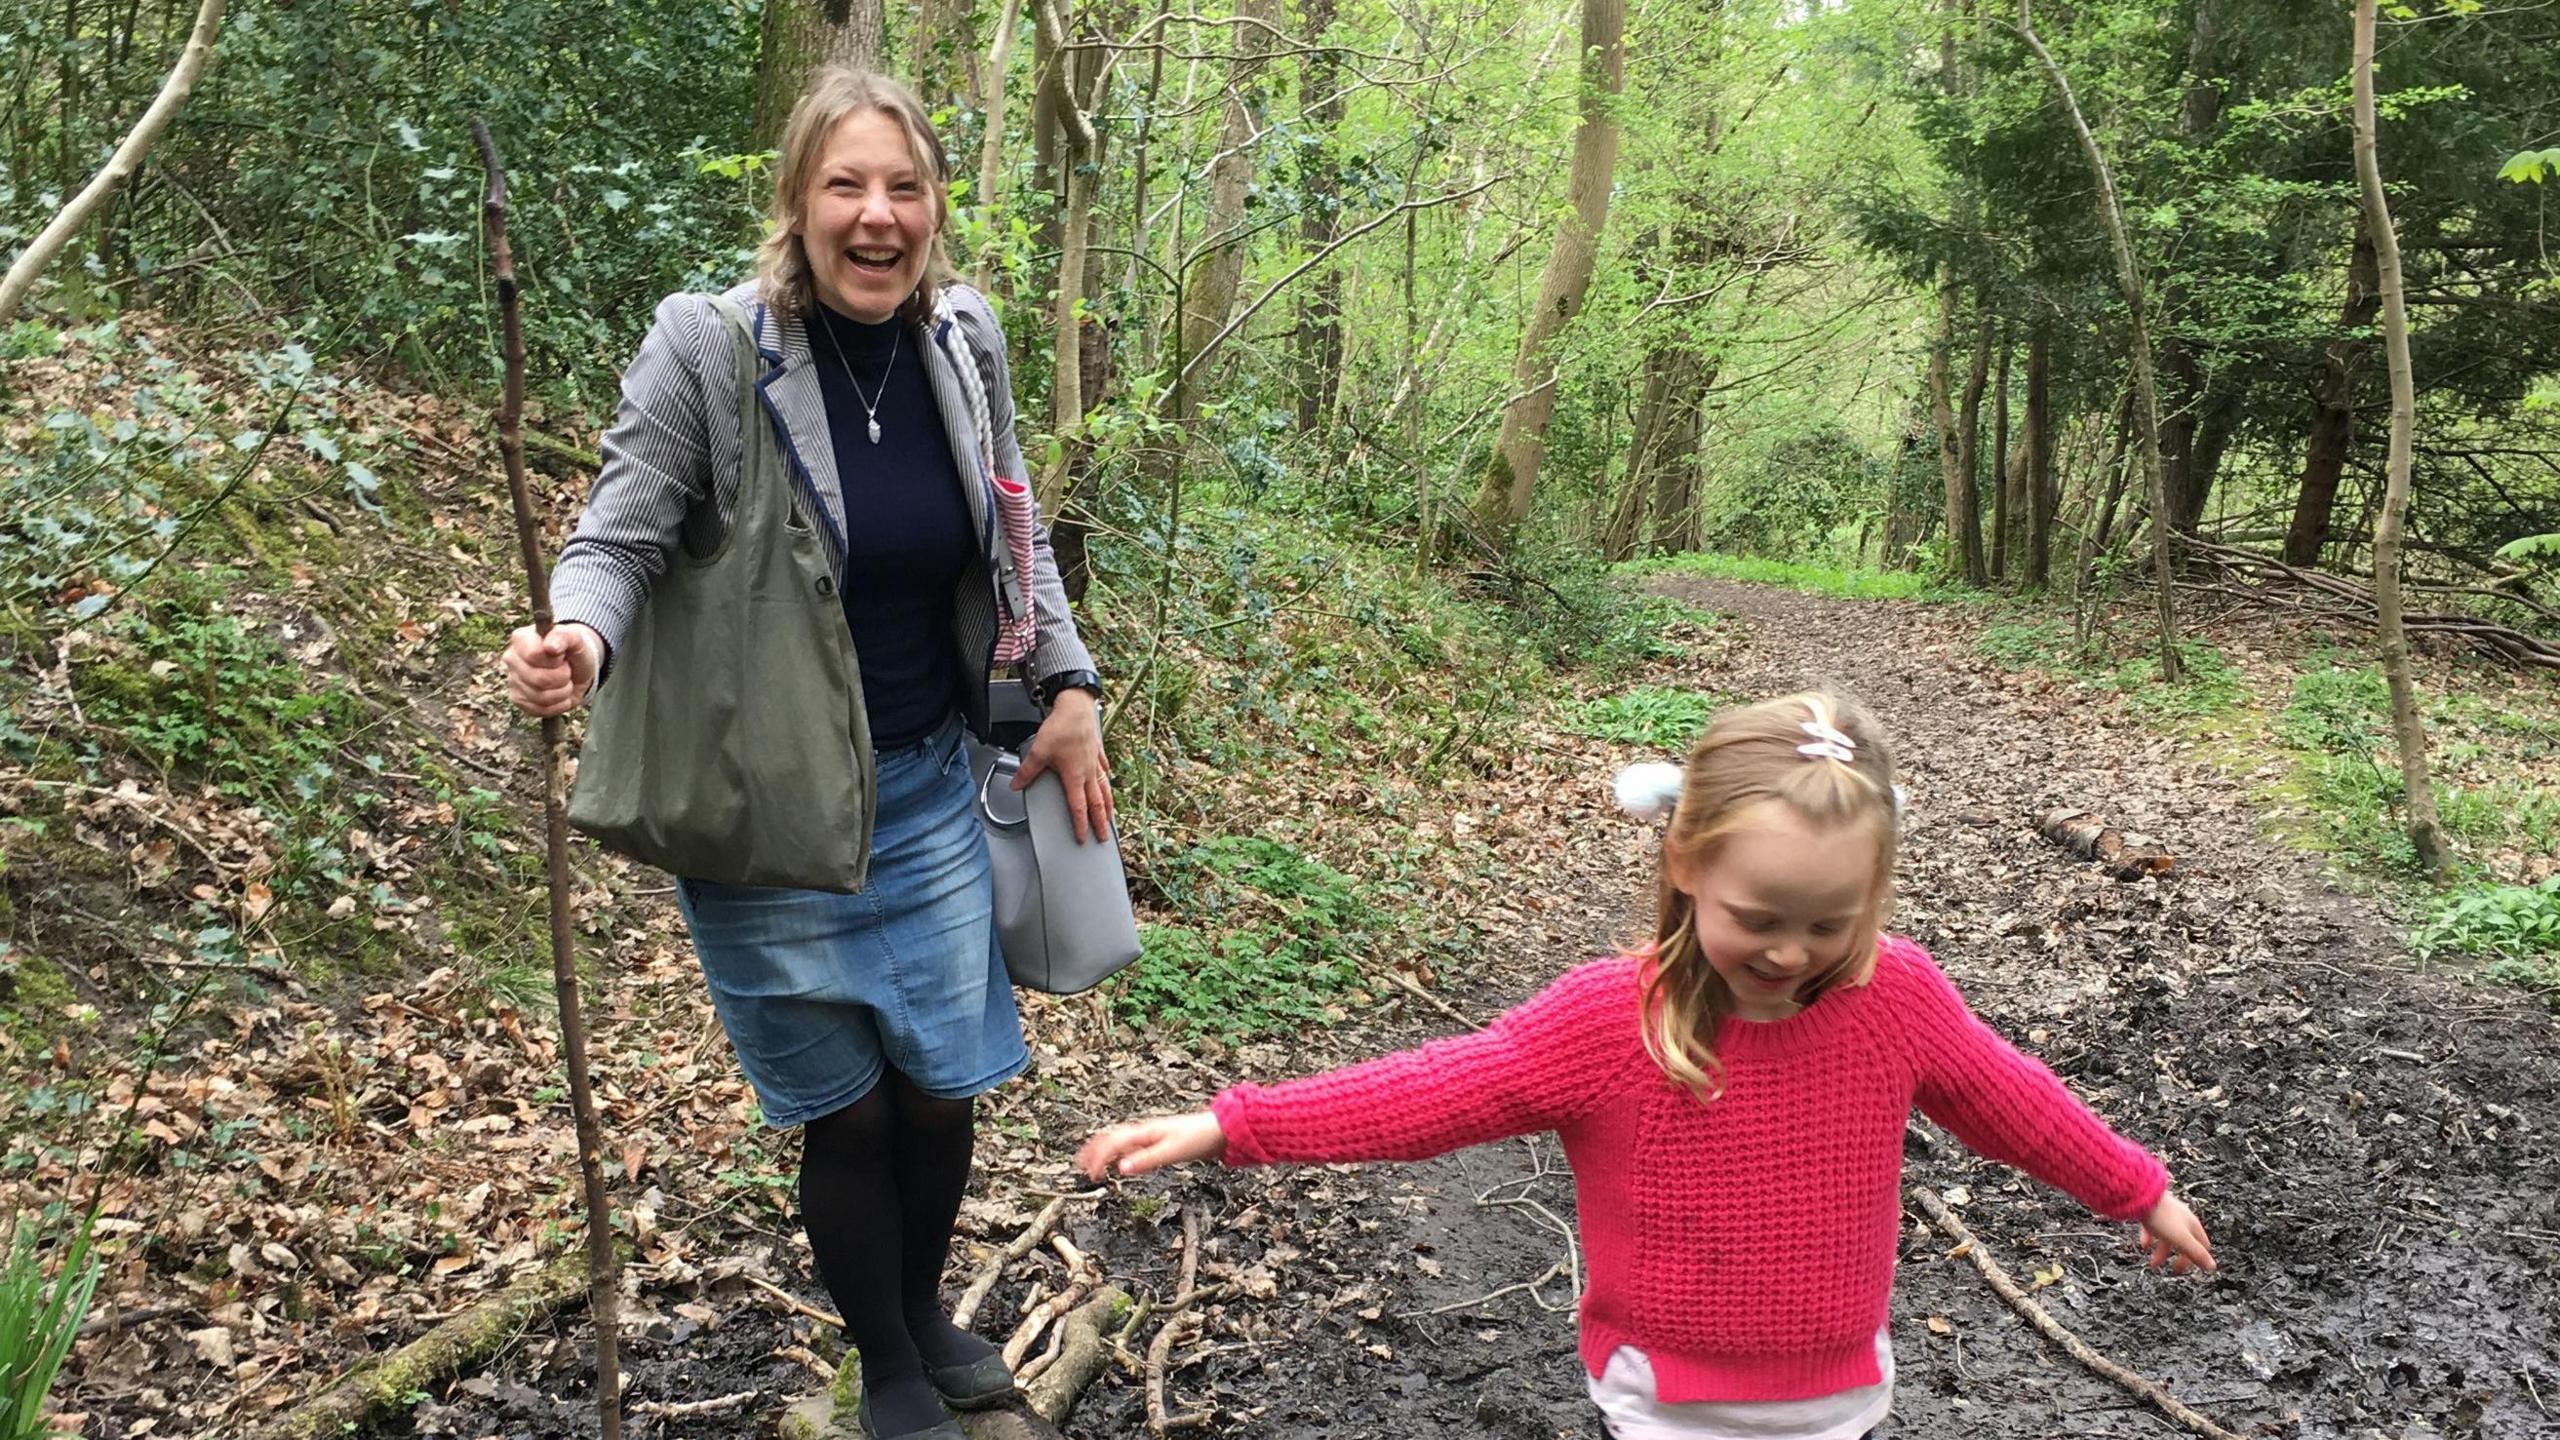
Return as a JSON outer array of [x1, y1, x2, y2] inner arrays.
[[674, 712, 1029, 1126]]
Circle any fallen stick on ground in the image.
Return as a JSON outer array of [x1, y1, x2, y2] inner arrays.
[[2039, 806, 2175, 878], [1005, 1280, 1092, 1369], [1906, 1185, 2242, 1440], [241, 1247, 594, 1440], [1021, 1287, 1134, 1425], [955, 1194, 1079, 1331], [634, 1390, 756, 1417], [1385, 970, 1483, 1031], [748, 1273, 844, 1330], [1147, 1205, 1215, 1434]]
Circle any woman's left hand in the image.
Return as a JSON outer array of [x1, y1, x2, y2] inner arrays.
[[1013, 687, 1112, 842]]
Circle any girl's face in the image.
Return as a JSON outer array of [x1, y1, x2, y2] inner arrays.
[[1676, 801, 1884, 1022], [795, 110, 937, 323]]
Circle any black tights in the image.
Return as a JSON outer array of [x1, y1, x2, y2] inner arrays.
[[800, 1070, 995, 1433]]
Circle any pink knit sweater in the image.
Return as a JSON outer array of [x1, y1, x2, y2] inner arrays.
[[1209, 935, 2169, 1403]]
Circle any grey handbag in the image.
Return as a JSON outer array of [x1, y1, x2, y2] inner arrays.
[[964, 680, 1142, 994]]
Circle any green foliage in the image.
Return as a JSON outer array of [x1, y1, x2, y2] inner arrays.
[[1116, 837, 1386, 1038], [1619, 552, 1976, 602], [2276, 655, 2560, 888], [2413, 879, 2560, 993], [0, 1210, 100, 1440], [1566, 688, 1725, 748], [75, 583, 359, 796], [2494, 532, 2560, 564], [1972, 619, 2241, 718], [2498, 149, 2560, 184]]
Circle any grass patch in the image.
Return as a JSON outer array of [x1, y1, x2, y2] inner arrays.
[[1972, 619, 2244, 720], [1617, 551, 1981, 602], [1565, 687, 1725, 747]]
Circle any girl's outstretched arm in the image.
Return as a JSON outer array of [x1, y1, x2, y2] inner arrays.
[[1080, 1110, 1224, 1179], [1083, 957, 1641, 1172]]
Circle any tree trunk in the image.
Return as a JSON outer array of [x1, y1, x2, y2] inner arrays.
[[1605, 349, 1682, 562], [0, 0, 223, 329], [1174, 0, 1279, 423], [971, 0, 1026, 292], [2350, 0, 2449, 878], [752, 0, 887, 149], [2282, 222, 2379, 567], [1647, 355, 1709, 555], [2019, 0, 2181, 681], [2025, 317, 2057, 588], [1991, 322, 2013, 581], [1294, 0, 1345, 435], [1030, 0, 1112, 599], [1929, 272, 1965, 574], [912, 0, 979, 110], [1954, 305, 1992, 585], [1464, 0, 1627, 543]]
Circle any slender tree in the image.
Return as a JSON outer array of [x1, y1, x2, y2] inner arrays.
[[2350, 0, 2449, 878], [2017, 0, 2182, 680], [0, 0, 223, 328], [1465, 0, 1627, 544]]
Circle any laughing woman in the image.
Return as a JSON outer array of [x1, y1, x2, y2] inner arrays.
[[497, 69, 1108, 1440]]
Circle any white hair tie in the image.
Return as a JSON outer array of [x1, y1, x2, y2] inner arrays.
[[1797, 719, 1856, 764], [1614, 763, 1685, 821]]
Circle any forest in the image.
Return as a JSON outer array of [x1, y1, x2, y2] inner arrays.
[[1, 0, 2556, 1435]]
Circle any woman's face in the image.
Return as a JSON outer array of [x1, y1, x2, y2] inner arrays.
[[795, 109, 937, 323]]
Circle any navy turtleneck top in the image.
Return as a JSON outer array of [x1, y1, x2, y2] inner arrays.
[[808, 300, 975, 749]]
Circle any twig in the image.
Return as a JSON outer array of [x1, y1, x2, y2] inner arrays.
[[747, 1273, 844, 1330], [1147, 1205, 1215, 1433], [1392, 1261, 1570, 1319], [954, 1194, 1079, 1331], [1005, 1280, 1093, 1369], [633, 1391, 756, 1417], [1384, 970, 1481, 1031], [1906, 1185, 2241, 1440]]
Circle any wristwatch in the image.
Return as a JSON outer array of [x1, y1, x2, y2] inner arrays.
[[1038, 669, 1102, 708]]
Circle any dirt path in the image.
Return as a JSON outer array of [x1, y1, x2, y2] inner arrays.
[[422, 581, 2559, 1440], [1063, 579, 2560, 1440]]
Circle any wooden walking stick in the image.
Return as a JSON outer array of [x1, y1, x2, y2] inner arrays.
[[472, 118, 624, 1440]]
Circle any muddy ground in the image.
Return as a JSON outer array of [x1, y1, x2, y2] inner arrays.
[[418, 579, 2559, 1440]]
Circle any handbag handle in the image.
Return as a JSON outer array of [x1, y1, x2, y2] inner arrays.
[[976, 753, 1031, 833]]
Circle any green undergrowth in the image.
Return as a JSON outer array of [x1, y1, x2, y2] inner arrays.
[[1082, 502, 1684, 1036], [1616, 550, 1985, 602], [0, 324, 571, 1041], [1565, 687, 1728, 747], [1969, 606, 2560, 999]]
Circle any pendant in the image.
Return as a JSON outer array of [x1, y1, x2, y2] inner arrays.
[[867, 418, 882, 444]]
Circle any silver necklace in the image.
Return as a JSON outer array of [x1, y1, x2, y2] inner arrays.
[[817, 309, 900, 444]]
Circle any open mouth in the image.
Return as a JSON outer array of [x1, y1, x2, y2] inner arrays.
[[846, 246, 903, 273]]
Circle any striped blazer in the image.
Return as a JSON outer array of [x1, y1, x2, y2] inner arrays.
[[550, 280, 1095, 732]]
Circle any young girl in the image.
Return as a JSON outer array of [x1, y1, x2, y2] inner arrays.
[[1078, 691, 2215, 1439]]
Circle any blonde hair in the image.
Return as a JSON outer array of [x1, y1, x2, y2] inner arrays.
[[1642, 691, 1900, 1100], [755, 67, 960, 323]]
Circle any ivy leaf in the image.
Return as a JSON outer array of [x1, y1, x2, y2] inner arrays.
[[394, 119, 425, 151], [402, 230, 466, 250], [601, 188, 630, 212]]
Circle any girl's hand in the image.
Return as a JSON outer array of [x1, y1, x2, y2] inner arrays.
[[2138, 1191, 2216, 1274], [1013, 687, 1112, 842], [1078, 1111, 1224, 1180], [502, 622, 602, 717]]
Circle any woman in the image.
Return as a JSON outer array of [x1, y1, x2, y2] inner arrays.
[[500, 68, 1108, 1440]]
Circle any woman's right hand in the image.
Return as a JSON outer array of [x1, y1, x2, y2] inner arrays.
[[502, 622, 602, 717], [1078, 1110, 1226, 1180]]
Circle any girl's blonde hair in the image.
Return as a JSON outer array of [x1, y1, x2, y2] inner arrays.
[[755, 67, 961, 324], [1642, 691, 1900, 1100]]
